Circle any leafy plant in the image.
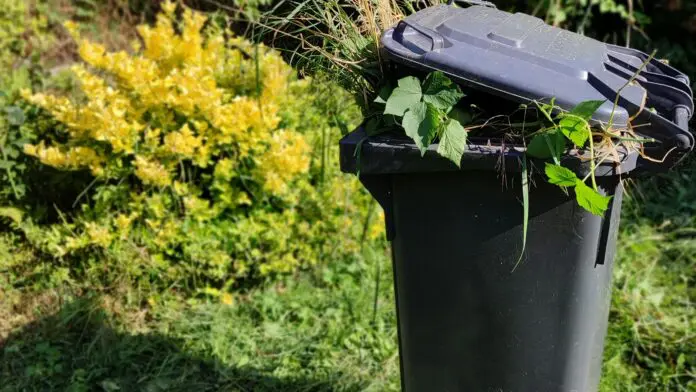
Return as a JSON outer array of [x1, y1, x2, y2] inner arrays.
[[376, 72, 468, 166], [14, 1, 377, 292], [545, 163, 612, 215], [378, 72, 644, 217], [249, 0, 441, 107]]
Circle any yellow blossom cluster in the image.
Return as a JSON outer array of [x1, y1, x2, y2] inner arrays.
[[255, 130, 311, 194], [163, 124, 203, 157], [17, 2, 379, 287], [24, 143, 104, 176], [23, 1, 310, 202], [134, 156, 172, 187]]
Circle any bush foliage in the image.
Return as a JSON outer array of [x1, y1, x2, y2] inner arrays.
[[3, 1, 377, 294]]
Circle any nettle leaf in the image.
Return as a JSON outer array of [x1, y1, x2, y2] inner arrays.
[[559, 115, 590, 147], [575, 180, 612, 216], [437, 118, 467, 167], [374, 84, 394, 104], [402, 101, 440, 156], [545, 163, 578, 187], [526, 130, 565, 159], [422, 71, 465, 110], [384, 76, 422, 116], [570, 100, 605, 120]]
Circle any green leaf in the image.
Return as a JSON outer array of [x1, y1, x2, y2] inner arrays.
[[422, 71, 465, 110], [677, 353, 686, 370], [5, 106, 25, 126], [364, 117, 381, 136], [545, 163, 578, 187], [384, 76, 422, 116], [100, 380, 121, 392], [526, 130, 565, 159], [334, 114, 350, 136], [373, 84, 393, 104], [402, 102, 440, 156], [437, 119, 467, 167], [0, 160, 15, 170], [448, 106, 473, 126], [5, 146, 19, 159], [559, 115, 590, 147], [12, 137, 33, 148], [570, 100, 605, 120], [0, 207, 22, 224], [353, 136, 368, 177], [575, 180, 612, 216]]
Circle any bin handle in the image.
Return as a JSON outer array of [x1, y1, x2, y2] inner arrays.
[[447, 0, 497, 8], [673, 105, 691, 147], [394, 20, 446, 52]]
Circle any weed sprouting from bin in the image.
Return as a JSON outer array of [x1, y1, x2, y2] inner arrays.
[[374, 71, 633, 216], [513, 154, 529, 272], [367, 64, 659, 268]]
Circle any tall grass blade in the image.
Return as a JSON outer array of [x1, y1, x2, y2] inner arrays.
[[513, 154, 529, 272]]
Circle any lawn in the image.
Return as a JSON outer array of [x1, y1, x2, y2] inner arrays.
[[1, 1, 695, 391], [1, 163, 695, 391]]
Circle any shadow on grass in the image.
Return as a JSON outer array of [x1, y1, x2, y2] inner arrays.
[[0, 296, 365, 392]]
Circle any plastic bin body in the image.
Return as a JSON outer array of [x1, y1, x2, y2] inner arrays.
[[342, 3, 694, 389], [341, 130, 627, 392], [387, 170, 621, 391]]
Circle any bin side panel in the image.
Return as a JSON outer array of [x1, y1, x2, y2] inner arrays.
[[389, 170, 619, 392]]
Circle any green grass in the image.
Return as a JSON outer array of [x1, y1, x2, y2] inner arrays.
[[0, 245, 401, 392], [2, 163, 696, 391]]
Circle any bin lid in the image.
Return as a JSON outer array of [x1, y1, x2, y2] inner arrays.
[[381, 2, 694, 152]]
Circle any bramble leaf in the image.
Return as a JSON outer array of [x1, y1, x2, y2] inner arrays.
[[422, 71, 465, 110], [384, 76, 422, 116], [437, 118, 467, 167], [575, 180, 612, 216], [374, 84, 394, 104], [402, 102, 440, 156], [570, 100, 605, 120], [545, 163, 578, 187], [527, 130, 565, 159], [559, 115, 590, 147]]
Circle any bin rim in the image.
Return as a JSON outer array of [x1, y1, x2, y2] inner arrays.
[[339, 127, 639, 178]]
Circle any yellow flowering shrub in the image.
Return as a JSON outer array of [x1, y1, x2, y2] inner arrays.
[[0, 0, 59, 204], [0, 0, 53, 83], [18, 2, 381, 290]]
